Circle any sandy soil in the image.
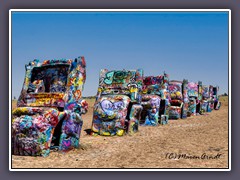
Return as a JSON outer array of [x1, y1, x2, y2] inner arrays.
[[11, 96, 229, 169]]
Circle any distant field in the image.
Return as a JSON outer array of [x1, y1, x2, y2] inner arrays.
[[11, 96, 229, 168], [219, 96, 228, 106]]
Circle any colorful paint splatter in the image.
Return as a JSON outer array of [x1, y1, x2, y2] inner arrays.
[[141, 73, 170, 126], [181, 79, 189, 119], [12, 57, 88, 156], [201, 85, 210, 113], [187, 81, 204, 116], [92, 69, 143, 136], [211, 86, 221, 110], [168, 81, 184, 119]]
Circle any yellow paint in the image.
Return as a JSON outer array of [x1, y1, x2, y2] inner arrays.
[[108, 114, 116, 119], [130, 87, 137, 93], [102, 131, 111, 136], [98, 87, 102, 93], [12, 107, 29, 116], [116, 129, 124, 136], [142, 89, 147, 94], [171, 94, 176, 99], [92, 124, 100, 133], [176, 91, 181, 97]]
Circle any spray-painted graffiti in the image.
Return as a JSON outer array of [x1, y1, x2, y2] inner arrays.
[[168, 81, 184, 119], [201, 100, 209, 112], [92, 69, 143, 136], [212, 86, 221, 110], [169, 83, 182, 100], [141, 95, 161, 126], [198, 81, 203, 102], [187, 82, 199, 116], [202, 85, 210, 99], [187, 82, 198, 97], [200, 84, 221, 113], [97, 69, 143, 102], [169, 106, 182, 119], [141, 73, 170, 125], [128, 104, 143, 134], [182, 79, 189, 119], [208, 85, 214, 112], [12, 57, 88, 156], [142, 76, 163, 95], [201, 85, 210, 113], [188, 98, 197, 116]]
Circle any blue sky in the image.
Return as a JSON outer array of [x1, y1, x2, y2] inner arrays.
[[11, 11, 229, 98]]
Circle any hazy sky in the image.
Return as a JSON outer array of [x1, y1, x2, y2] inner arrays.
[[11, 11, 229, 98]]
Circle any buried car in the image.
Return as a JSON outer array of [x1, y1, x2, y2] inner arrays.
[[211, 85, 221, 110], [187, 81, 202, 116], [168, 79, 188, 120], [201, 85, 211, 113], [91, 69, 143, 136], [12, 57, 88, 156], [208, 85, 215, 112], [140, 73, 170, 126], [201, 84, 221, 112]]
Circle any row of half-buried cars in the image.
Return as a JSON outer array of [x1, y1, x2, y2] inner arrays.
[[11, 57, 221, 156]]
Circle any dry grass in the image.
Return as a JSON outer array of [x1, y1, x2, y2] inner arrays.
[[11, 96, 229, 169]]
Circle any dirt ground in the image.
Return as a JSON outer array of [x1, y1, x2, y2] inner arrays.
[[11, 96, 229, 169]]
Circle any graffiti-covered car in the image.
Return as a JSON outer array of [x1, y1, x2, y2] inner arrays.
[[208, 85, 215, 112], [168, 80, 187, 119], [140, 73, 170, 126], [91, 69, 143, 136], [201, 85, 211, 113], [187, 81, 202, 116], [12, 57, 88, 156], [212, 86, 221, 110]]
